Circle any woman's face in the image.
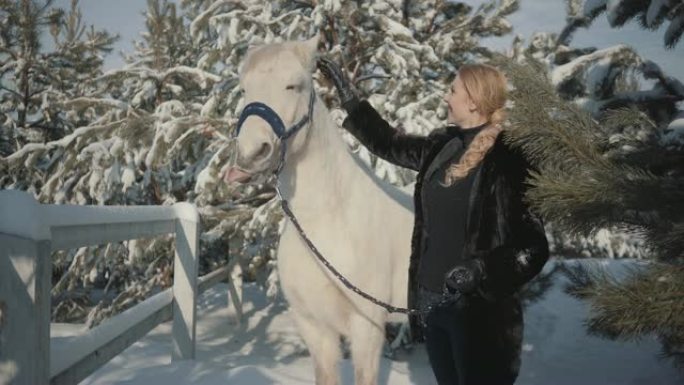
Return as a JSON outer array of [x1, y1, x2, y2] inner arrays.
[[444, 75, 478, 125]]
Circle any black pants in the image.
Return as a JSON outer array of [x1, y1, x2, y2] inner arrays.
[[419, 286, 517, 385]]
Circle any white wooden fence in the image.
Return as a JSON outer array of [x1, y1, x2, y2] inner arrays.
[[0, 189, 241, 385]]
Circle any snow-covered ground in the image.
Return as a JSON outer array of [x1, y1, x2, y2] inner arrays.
[[52, 258, 684, 385]]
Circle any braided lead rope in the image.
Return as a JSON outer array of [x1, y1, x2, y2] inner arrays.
[[277, 194, 460, 315]]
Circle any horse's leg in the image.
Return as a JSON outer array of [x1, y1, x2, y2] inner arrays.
[[349, 313, 385, 385], [292, 311, 341, 385]]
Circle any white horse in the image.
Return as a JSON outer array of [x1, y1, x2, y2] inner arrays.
[[226, 35, 414, 385]]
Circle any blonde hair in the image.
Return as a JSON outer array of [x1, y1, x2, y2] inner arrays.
[[442, 63, 507, 186]]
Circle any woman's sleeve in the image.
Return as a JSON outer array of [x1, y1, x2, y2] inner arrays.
[[342, 100, 432, 171], [475, 154, 550, 297], [477, 208, 549, 297]]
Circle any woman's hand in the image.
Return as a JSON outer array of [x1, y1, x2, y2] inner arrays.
[[443, 258, 486, 295], [317, 56, 359, 112]]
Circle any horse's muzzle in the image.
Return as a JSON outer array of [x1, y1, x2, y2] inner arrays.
[[224, 166, 252, 184]]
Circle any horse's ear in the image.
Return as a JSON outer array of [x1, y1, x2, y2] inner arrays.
[[295, 33, 321, 71]]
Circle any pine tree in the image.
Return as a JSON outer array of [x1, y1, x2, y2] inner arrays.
[[0, 0, 115, 157], [488, 0, 684, 367], [499, 0, 684, 262], [491, 48, 684, 369]]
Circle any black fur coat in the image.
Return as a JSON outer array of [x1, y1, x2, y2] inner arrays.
[[343, 100, 550, 381]]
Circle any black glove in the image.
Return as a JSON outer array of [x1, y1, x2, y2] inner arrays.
[[317, 56, 359, 112], [443, 258, 486, 295]]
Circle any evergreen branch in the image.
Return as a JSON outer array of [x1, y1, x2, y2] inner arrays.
[[97, 65, 221, 87], [492, 55, 684, 261], [556, 15, 590, 47], [600, 106, 658, 133], [37, 0, 55, 16], [524, 167, 634, 235], [424, 0, 445, 36], [610, 146, 684, 176], [526, 163, 683, 239], [598, 90, 684, 111], [291, 1, 314, 9], [646, 222, 684, 260], [664, 5, 684, 48], [575, 0, 683, 49], [1, 117, 126, 164], [565, 263, 684, 344], [0, 46, 18, 61], [65, 97, 130, 111], [641, 60, 684, 98], [0, 84, 21, 98]]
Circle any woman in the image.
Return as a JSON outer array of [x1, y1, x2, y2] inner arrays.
[[317, 58, 550, 385]]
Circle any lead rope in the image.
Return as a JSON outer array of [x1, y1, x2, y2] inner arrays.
[[276, 189, 460, 315]]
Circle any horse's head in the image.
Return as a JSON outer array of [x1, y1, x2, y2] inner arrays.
[[225, 35, 320, 184]]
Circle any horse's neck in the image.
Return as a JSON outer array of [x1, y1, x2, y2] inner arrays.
[[278, 99, 364, 213]]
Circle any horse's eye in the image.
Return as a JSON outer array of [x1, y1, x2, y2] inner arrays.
[[286, 84, 300, 91]]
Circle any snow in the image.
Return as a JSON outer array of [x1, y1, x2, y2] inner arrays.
[[3, 116, 123, 164], [121, 163, 136, 192], [284, 14, 301, 40], [50, 290, 173, 378], [640, 59, 662, 78], [379, 15, 414, 42], [168, 66, 222, 89], [66, 97, 129, 111], [190, 0, 234, 42], [586, 56, 612, 94], [550, 45, 635, 87], [60, 259, 683, 385], [661, 110, 684, 146], [99, 66, 221, 90], [173, 202, 201, 224], [322, 0, 342, 14]]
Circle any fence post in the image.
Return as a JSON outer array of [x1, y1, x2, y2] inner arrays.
[[0, 236, 52, 385], [0, 192, 51, 385], [171, 205, 199, 361], [227, 260, 243, 326]]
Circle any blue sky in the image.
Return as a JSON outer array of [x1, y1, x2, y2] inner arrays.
[[50, 0, 683, 80], [50, 0, 149, 69]]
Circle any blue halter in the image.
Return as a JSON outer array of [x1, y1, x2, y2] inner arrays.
[[235, 86, 316, 141], [234, 86, 316, 176]]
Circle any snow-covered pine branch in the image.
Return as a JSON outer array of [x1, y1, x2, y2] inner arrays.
[[580, 0, 684, 48]]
